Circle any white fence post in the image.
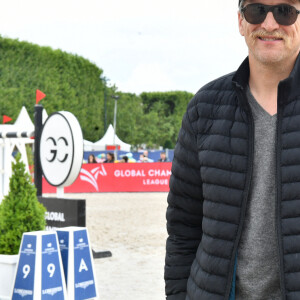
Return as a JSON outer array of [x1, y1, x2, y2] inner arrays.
[[0, 131, 33, 203]]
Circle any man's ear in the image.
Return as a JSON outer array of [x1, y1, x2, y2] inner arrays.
[[238, 11, 245, 36]]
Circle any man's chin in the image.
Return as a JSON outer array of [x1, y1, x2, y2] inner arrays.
[[251, 51, 287, 66]]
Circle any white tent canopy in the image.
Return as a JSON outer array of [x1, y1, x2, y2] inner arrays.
[[0, 107, 34, 201], [42, 108, 48, 124], [84, 139, 94, 151], [1, 106, 34, 145], [92, 124, 131, 151], [14, 106, 34, 133]]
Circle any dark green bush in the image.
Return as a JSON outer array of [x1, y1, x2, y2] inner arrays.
[[0, 36, 105, 142], [0, 154, 46, 254]]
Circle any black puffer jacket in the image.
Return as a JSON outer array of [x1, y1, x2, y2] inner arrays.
[[165, 54, 300, 300]]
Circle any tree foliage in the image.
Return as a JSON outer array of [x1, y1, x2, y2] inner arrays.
[[139, 91, 193, 148], [0, 154, 46, 254], [0, 36, 105, 142], [0, 36, 194, 148]]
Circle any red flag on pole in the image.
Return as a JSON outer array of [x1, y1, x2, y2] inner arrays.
[[3, 115, 12, 124], [36, 89, 46, 104]]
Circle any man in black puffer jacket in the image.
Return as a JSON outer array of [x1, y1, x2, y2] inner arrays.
[[165, 0, 300, 299]]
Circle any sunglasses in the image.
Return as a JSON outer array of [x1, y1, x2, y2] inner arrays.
[[241, 3, 300, 26]]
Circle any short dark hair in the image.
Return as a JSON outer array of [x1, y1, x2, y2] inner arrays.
[[107, 152, 115, 160], [240, 0, 300, 7]]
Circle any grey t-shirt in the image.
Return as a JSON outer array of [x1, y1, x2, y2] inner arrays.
[[235, 86, 281, 299]]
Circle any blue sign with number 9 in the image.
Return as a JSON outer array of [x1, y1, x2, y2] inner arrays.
[[41, 234, 65, 299], [12, 235, 36, 299]]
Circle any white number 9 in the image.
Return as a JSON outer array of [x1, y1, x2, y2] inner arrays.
[[23, 264, 30, 279], [47, 263, 55, 277]]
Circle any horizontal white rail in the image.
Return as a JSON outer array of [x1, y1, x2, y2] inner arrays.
[[0, 131, 34, 138]]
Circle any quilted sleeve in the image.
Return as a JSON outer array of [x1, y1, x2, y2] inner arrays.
[[165, 101, 203, 300]]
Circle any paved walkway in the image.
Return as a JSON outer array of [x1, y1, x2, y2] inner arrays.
[[67, 192, 168, 300]]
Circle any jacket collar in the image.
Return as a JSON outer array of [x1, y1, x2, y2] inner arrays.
[[279, 53, 300, 102], [232, 57, 250, 90], [232, 52, 300, 104]]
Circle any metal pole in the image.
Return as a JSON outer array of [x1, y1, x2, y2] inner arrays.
[[100, 76, 109, 134], [34, 105, 43, 196], [104, 85, 107, 132], [113, 96, 118, 159], [0, 139, 5, 202]]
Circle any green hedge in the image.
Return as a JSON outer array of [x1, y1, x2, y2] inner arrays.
[[0, 37, 194, 148], [0, 36, 105, 141]]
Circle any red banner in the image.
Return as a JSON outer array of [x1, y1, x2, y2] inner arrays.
[[43, 162, 172, 193]]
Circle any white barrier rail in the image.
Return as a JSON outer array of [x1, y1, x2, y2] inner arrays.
[[0, 131, 34, 202], [0, 131, 34, 139]]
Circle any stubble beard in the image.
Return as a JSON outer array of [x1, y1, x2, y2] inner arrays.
[[247, 29, 292, 66]]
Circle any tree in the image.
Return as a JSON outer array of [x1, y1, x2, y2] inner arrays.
[[112, 92, 145, 146], [0, 154, 46, 254], [139, 91, 193, 147]]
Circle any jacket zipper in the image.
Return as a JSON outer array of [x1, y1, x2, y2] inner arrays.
[[225, 88, 255, 299], [276, 89, 286, 300]]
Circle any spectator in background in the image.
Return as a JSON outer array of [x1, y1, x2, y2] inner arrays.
[[142, 150, 154, 162], [104, 152, 115, 163], [97, 153, 106, 163], [158, 151, 169, 162], [88, 154, 97, 163], [120, 155, 128, 163], [138, 154, 146, 163], [125, 153, 136, 162]]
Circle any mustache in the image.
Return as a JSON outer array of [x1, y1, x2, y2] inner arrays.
[[250, 29, 287, 41]]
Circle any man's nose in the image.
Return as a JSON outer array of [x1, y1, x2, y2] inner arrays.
[[261, 11, 280, 31]]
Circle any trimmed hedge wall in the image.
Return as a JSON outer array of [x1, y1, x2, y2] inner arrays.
[[0, 37, 194, 147], [0, 36, 105, 141]]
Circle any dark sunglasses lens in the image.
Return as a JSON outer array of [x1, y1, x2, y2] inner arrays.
[[274, 5, 298, 25], [244, 4, 267, 24], [243, 4, 298, 25]]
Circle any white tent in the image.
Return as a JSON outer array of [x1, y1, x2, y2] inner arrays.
[[93, 124, 131, 151], [84, 139, 94, 151], [42, 108, 48, 123], [14, 106, 34, 133], [0, 107, 34, 201], [2, 106, 34, 145]]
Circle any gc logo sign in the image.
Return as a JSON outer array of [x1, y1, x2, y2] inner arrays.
[[40, 111, 83, 187], [45, 137, 69, 163]]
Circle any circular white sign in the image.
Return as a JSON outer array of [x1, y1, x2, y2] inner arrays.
[[40, 111, 83, 187]]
